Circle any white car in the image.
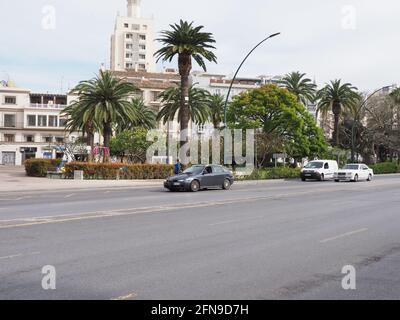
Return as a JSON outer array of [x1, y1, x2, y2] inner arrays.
[[300, 160, 338, 181], [334, 164, 374, 182]]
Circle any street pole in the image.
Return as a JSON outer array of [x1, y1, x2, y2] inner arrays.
[[351, 86, 393, 162], [223, 32, 281, 128]]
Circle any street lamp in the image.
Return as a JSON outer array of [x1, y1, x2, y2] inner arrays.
[[351, 85, 394, 162], [223, 32, 281, 127]]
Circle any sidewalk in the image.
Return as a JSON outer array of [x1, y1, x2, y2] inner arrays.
[[0, 166, 283, 193]]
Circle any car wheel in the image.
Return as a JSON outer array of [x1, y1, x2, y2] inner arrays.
[[367, 174, 372, 181], [222, 179, 231, 190], [335, 179, 339, 182], [353, 174, 359, 182], [190, 180, 200, 192], [320, 174, 325, 181], [301, 178, 306, 181]]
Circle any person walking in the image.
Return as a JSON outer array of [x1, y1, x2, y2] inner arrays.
[[174, 159, 182, 175]]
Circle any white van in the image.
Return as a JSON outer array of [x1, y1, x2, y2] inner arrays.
[[300, 160, 338, 181]]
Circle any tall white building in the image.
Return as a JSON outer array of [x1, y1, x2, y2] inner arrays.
[[110, 0, 156, 72]]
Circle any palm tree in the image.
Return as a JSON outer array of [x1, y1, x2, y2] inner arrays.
[[157, 85, 211, 126], [208, 93, 225, 129], [390, 87, 400, 104], [64, 70, 138, 158], [155, 20, 217, 144], [117, 97, 156, 132], [317, 79, 360, 146], [280, 71, 317, 105]]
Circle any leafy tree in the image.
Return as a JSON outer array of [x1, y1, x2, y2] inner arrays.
[[110, 128, 152, 163], [157, 85, 211, 125], [64, 70, 139, 157], [317, 79, 360, 147], [227, 84, 327, 161], [280, 71, 317, 105], [155, 20, 217, 144]]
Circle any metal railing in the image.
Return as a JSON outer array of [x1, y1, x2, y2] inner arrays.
[[28, 103, 67, 109]]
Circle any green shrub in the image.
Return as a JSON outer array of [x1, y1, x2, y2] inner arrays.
[[64, 162, 174, 180], [238, 167, 301, 180], [25, 159, 62, 177], [370, 162, 400, 174]]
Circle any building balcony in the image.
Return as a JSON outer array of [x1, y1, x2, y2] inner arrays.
[[28, 103, 67, 110]]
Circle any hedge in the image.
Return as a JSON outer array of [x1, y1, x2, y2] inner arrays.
[[238, 167, 301, 180], [369, 162, 400, 174], [25, 159, 62, 177], [64, 162, 174, 180]]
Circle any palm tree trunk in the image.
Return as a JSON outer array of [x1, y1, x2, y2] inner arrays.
[[103, 122, 112, 162], [178, 53, 192, 150], [332, 102, 341, 147]]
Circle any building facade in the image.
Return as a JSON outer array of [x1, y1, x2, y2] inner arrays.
[[0, 82, 79, 166], [110, 0, 156, 72]]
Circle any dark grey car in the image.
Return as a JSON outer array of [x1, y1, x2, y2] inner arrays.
[[164, 165, 235, 192]]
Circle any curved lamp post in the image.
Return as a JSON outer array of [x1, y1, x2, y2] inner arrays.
[[223, 32, 281, 127], [351, 85, 394, 162]]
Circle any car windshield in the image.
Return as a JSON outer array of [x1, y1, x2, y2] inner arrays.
[[304, 162, 324, 169], [183, 166, 205, 175], [343, 164, 359, 170]]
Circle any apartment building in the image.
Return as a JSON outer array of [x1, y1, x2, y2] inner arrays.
[[0, 82, 78, 166], [110, 0, 156, 72], [112, 69, 183, 134]]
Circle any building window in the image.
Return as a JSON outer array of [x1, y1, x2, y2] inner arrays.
[[126, 53, 133, 59], [126, 33, 133, 39], [124, 23, 129, 28], [151, 91, 160, 102], [55, 137, 64, 144], [126, 63, 133, 69], [139, 45, 146, 50], [27, 115, 36, 126], [4, 114, 16, 127], [139, 34, 146, 40], [48, 116, 58, 127], [43, 136, 53, 143], [142, 25, 148, 30], [38, 115, 47, 127], [126, 44, 133, 50], [59, 118, 67, 127], [139, 54, 146, 60], [132, 24, 140, 30], [138, 64, 146, 70], [25, 135, 34, 142], [4, 96, 16, 104], [4, 134, 15, 142]]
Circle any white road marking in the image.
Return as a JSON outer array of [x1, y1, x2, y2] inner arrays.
[[0, 251, 40, 260], [320, 228, 368, 243], [64, 194, 74, 199], [111, 292, 138, 300], [209, 216, 263, 226]]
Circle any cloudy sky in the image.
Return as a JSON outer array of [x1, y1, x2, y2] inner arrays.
[[0, 0, 399, 93]]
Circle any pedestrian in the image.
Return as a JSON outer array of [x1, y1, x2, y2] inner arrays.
[[174, 159, 182, 175]]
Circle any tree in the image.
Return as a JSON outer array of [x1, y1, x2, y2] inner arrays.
[[156, 85, 211, 125], [227, 84, 327, 161], [64, 70, 139, 159], [110, 128, 152, 163], [208, 93, 225, 129], [155, 20, 217, 145], [117, 97, 156, 132], [280, 71, 317, 105], [317, 79, 360, 147]]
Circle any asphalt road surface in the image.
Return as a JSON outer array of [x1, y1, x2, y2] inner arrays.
[[1, 175, 400, 300]]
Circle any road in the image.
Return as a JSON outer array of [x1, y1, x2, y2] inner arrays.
[[1, 175, 400, 300]]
